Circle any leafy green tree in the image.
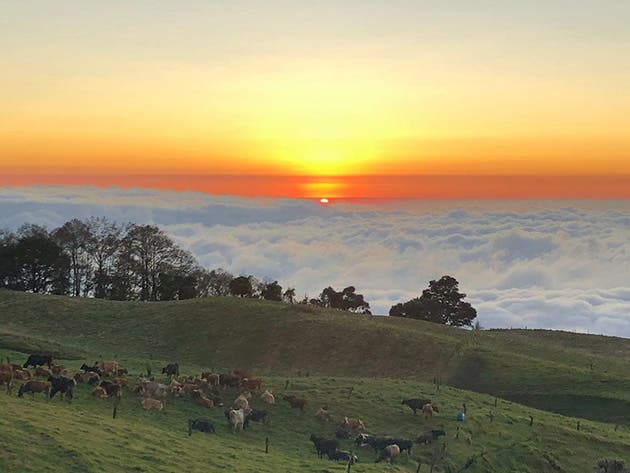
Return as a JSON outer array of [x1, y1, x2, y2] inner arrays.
[[389, 275, 477, 326], [261, 280, 283, 301], [229, 276, 253, 297], [318, 285, 371, 314]]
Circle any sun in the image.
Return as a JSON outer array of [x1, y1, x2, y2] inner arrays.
[[319, 198, 329, 204]]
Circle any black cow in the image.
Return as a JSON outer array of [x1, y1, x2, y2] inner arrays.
[[390, 438, 413, 454], [48, 375, 75, 401], [329, 449, 358, 464], [80, 363, 102, 374], [23, 355, 53, 369], [162, 363, 179, 377], [188, 418, 215, 436], [416, 429, 446, 445], [355, 434, 395, 453], [401, 398, 434, 414], [245, 409, 268, 428], [310, 434, 338, 459]]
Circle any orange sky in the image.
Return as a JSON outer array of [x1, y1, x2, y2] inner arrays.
[[1, 2, 629, 198]]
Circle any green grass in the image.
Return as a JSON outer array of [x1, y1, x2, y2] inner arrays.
[[1, 289, 630, 471]]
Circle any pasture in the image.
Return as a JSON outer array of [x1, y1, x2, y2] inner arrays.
[[1, 289, 630, 471]]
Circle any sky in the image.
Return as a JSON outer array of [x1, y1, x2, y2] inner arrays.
[[2, 1, 630, 198], [2, 187, 630, 337]]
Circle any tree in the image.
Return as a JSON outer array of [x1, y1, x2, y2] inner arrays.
[[389, 275, 477, 327], [53, 219, 92, 297], [12, 224, 70, 294], [85, 217, 121, 299], [283, 287, 296, 304], [261, 281, 282, 301], [229, 276, 253, 297], [317, 285, 371, 314], [198, 268, 234, 297]]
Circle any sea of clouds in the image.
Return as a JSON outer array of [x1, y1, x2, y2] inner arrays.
[[1, 186, 629, 337]]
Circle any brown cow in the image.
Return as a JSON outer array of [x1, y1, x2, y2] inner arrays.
[[341, 417, 365, 431], [0, 371, 13, 393], [192, 390, 214, 409], [283, 395, 307, 412], [422, 403, 434, 420], [97, 360, 119, 376], [92, 386, 108, 398], [241, 378, 262, 391], [35, 367, 52, 378], [141, 398, 164, 410], [18, 380, 50, 398]]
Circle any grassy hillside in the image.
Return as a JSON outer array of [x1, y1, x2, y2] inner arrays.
[[1, 289, 630, 471], [2, 288, 630, 426], [2, 356, 630, 473]]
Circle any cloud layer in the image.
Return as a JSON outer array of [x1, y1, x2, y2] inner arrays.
[[1, 186, 630, 337]]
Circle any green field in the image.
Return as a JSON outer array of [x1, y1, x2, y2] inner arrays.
[[1, 289, 630, 472]]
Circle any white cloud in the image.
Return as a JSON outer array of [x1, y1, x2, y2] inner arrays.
[[1, 186, 630, 337]]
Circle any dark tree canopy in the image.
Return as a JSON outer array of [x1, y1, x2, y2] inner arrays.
[[389, 275, 477, 326], [229, 276, 253, 297], [317, 285, 371, 314], [261, 281, 283, 301]]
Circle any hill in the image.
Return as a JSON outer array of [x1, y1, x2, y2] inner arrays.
[[2, 289, 630, 425], [1, 289, 630, 472]]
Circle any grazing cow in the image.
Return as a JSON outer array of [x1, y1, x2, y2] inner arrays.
[[341, 417, 365, 432], [389, 438, 413, 455], [18, 380, 50, 398], [162, 363, 179, 377], [241, 378, 262, 391], [0, 371, 13, 393], [205, 373, 220, 387], [192, 390, 214, 409], [245, 409, 268, 427], [188, 419, 215, 436], [96, 360, 118, 376], [219, 373, 241, 388], [48, 375, 75, 401], [92, 386, 108, 398], [283, 395, 307, 412], [330, 450, 359, 464], [140, 398, 163, 410], [35, 367, 52, 378], [260, 390, 275, 404], [416, 429, 446, 445], [232, 394, 249, 410], [315, 407, 333, 421], [80, 364, 102, 374], [23, 354, 53, 369], [99, 380, 122, 398], [228, 408, 245, 431], [376, 444, 400, 463], [422, 403, 434, 420], [50, 365, 65, 375], [309, 434, 338, 459], [13, 369, 32, 380], [355, 434, 394, 453], [402, 398, 433, 415], [135, 379, 167, 398]]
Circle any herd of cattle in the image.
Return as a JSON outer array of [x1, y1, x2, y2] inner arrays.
[[0, 354, 446, 465]]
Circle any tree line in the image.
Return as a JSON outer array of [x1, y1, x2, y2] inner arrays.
[[0, 218, 476, 325]]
